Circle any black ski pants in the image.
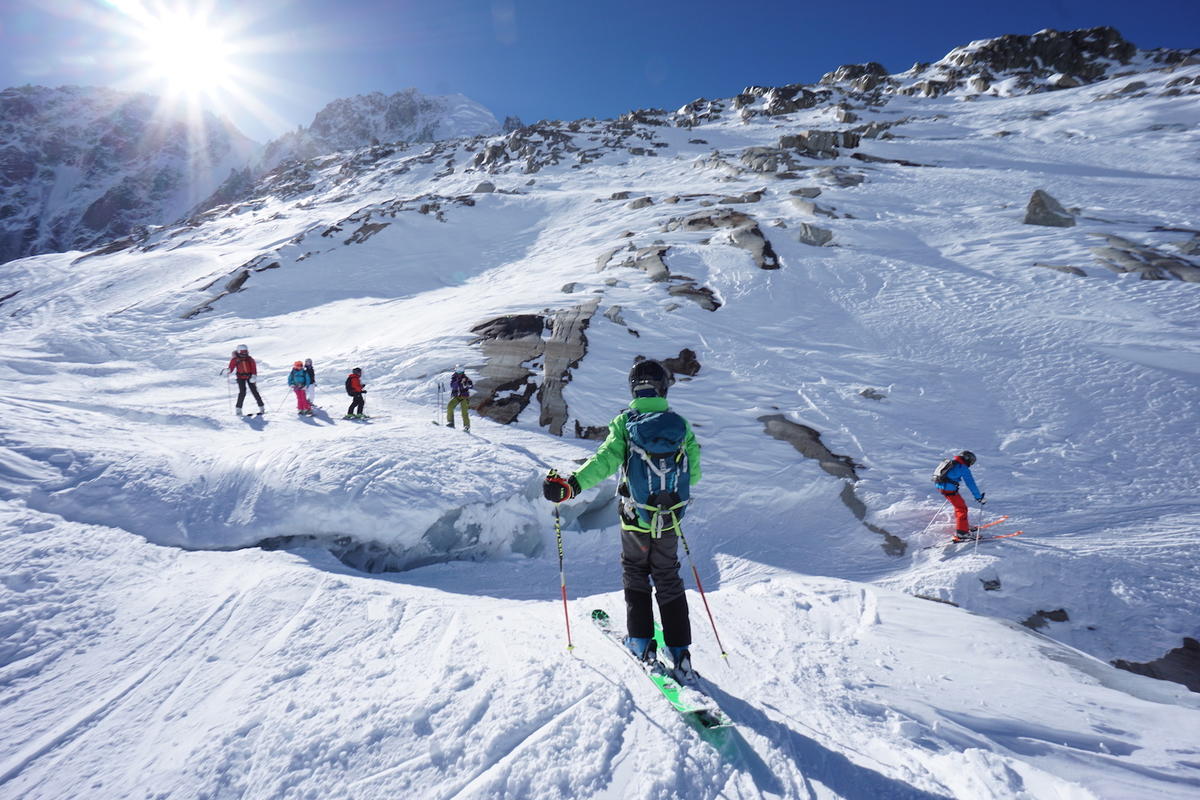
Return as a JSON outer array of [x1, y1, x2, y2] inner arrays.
[[347, 392, 365, 416], [621, 529, 690, 648], [236, 378, 264, 409]]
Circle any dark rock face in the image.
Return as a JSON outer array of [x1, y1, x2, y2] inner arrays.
[[1024, 189, 1076, 227], [1021, 608, 1071, 629], [942, 27, 1135, 82], [1113, 637, 1200, 693]]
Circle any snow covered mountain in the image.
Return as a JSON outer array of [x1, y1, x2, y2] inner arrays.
[[258, 89, 502, 170], [0, 85, 259, 265], [2, 27, 1199, 799]]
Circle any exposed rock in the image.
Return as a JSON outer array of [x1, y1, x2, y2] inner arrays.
[[758, 414, 904, 555], [561, 282, 580, 293], [632, 246, 671, 281], [1024, 189, 1076, 227], [1089, 234, 1200, 282], [472, 180, 496, 193], [851, 152, 928, 167], [723, 223, 780, 269], [603, 305, 627, 325], [719, 190, 765, 204], [626, 196, 653, 210], [539, 298, 600, 436], [1113, 637, 1200, 693], [779, 130, 860, 158], [667, 281, 721, 311], [740, 147, 782, 173], [1022, 608, 1070, 630], [664, 208, 755, 233], [573, 420, 608, 440], [609, 191, 631, 200], [789, 187, 822, 198], [470, 314, 546, 425], [789, 198, 837, 218], [661, 348, 702, 378], [796, 223, 834, 247], [858, 388, 886, 400], [1034, 262, 1087, 276], [816, 166, 865, 188], [820, 62, 889, 87]]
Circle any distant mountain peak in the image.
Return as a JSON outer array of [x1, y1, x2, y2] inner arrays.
[[260, 88, 501, 170]]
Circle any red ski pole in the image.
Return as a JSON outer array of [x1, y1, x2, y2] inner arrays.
[[554, 504, 574, 651], [678, 530, 728, 662]]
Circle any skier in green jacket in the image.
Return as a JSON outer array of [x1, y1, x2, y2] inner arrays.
[[543, 359, 702, 681]]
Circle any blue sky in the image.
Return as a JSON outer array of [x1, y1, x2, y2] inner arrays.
[[2, 0, 1197, 142]]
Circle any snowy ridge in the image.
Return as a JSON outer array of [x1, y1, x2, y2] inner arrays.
[[2, 28, 1200, 799]]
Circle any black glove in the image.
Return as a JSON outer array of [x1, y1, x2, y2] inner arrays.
[[543, 472, 580, 503], [977, 493, 986, 505]]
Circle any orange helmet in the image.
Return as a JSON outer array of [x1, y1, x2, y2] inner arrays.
[[293, 360, 303, 368]]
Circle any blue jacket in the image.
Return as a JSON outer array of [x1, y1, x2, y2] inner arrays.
[[935, 461, 982, 500], [287, 368, 311, 388]]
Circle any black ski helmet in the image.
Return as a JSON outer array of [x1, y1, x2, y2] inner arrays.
[[628, 359, 673, 398], [352, 367, 362, 375], [959, 450, 977, 466]]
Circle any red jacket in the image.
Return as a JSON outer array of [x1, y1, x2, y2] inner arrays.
[[347, 373, 364, 393], [228, 354, 257, 378]]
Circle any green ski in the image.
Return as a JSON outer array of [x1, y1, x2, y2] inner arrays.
[[590, 609, 732, 729]]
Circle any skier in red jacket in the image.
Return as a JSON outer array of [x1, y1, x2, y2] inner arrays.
[[344, 367, 368, 419], [225, 344, 265, 416]]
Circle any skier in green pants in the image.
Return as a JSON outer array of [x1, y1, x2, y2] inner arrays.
[[543, 359, 702, 682], [446, 366, 473, 430]]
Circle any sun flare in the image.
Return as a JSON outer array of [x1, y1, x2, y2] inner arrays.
[[137, 12, 234, 99]]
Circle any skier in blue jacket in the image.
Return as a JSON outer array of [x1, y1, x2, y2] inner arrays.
[[934, 450, 986, 541]]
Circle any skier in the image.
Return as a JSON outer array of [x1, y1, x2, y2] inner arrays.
[[446, 366, 473, 431], [225, 344, 265, 416], [344, 367, 368, 419], [543, 359, 702, 682], [933, 450, 986, 541], [304, 358, 318, 408], [288, 360, 314, 415]]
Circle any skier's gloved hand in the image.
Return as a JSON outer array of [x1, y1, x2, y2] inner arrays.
[[543, 472, 580, 503], [248, 375, 256, 384], [977, 493, 986, 505]]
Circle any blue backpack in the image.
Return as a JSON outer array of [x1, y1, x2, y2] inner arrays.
[[622, 409, 691, 534]]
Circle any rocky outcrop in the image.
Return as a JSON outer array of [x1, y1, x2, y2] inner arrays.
[[758, 415, 903, 555], [663, 208, 779, 270], [796, 223, 834, 247], [470, 314, 546, 424], [538, 299, 600, 436], [1089, 235, 1200, 282], [1113, 637, 1200, 693], [1024, 189, 1076, 227]]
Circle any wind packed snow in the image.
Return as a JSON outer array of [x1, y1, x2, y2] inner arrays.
[[1, 41, 1199, 799]]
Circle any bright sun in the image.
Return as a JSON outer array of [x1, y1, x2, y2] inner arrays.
[[137, 12, 234, 98]]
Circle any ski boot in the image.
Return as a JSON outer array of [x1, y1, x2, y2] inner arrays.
[[667, 646, 698, 685], [624, 636, 657, 664], [234, 407, 244, 417], [951, 527, 979, 543]]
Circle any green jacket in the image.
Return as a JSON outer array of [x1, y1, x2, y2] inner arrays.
[[573, 397, 701, 531]]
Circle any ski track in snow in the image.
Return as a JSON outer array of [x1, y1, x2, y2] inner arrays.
[[1, 59, 1200, 799]]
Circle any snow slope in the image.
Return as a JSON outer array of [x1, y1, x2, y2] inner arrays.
[[1, 34, 1199, 800]]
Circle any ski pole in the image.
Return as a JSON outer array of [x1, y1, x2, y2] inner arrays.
[[275, 389, 291, 413], [678, 530, 728, 662], [224, 373, 233, 412], [918, 499, 949, 538], [554, 503, 574, 651]]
